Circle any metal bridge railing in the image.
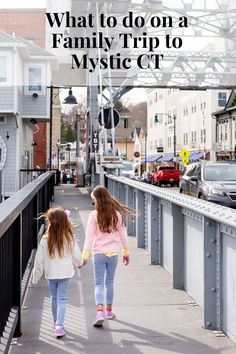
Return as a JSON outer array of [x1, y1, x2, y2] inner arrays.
[[0, 172, 55, 354], [107, 175, 236, 344]]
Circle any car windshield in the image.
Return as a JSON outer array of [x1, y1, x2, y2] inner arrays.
[[204, 164, 236, 181], [159, 166, 175, 170]]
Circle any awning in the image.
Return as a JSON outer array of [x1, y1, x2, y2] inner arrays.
[[178, 150, 207, 161], [160, 153, 174, 162], [189, 151, 205, 161], [143, 154, 162, 163]]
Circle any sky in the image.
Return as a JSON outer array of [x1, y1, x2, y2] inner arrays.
[[60, 87, 147, 106], [0, 0, 46, 8]]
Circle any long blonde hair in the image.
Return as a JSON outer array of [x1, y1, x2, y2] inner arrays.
[[92, 186, 135, 233], [40, 207, 74, 258]]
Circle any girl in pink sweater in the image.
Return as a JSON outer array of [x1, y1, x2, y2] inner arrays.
[[82, 185, 134, 327]]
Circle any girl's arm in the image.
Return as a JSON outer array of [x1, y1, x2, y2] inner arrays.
[[72, 240, 83, 267], [32, 241, 44, 284], [117, 215, 129, 257], [82, 212, 96, 261]]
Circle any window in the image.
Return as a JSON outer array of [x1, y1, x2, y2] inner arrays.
[[159, 138, 163, 146], [191, 131, 196, 143], [185, 164, 197, 177], [183, 133, 188, 145], [167, 136, 171, 148], [24, 64, 45, 94], [29, 68, 42, 91], [0, 53, 11, 85], [167, 110, 172, 124], [220, 124, 223, 141], [154, 139, 157, 149], [218, 92, 227, 107], [191, 101, 196, 113], [0, 57, 7, 82], [183, 105, 188, 116], [123, 118, 129, 128], [200, 129, 206, 143], [225, 123, 228, 141]]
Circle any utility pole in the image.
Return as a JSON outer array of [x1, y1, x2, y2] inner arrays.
[[173, 114, 177, 168]]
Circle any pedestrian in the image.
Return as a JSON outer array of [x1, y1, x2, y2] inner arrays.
[[32, 207, 83, 338], [81, 185, 135, 327]]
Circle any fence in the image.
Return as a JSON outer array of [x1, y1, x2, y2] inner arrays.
[[0, 172, 55, 353], [107, 175, 236, 344], [19, 169, 61, 189]]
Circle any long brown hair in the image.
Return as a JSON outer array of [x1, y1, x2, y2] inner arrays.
[[92, 186, 135, 233], [40, 207, 74, 258]]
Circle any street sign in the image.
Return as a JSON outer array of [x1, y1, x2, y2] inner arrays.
[[98, 108, 120, 129], [157, 146, 164, 153], [134, 151, 140, 158], [92, 130, 99, 152], [179, 148, 190, 165]]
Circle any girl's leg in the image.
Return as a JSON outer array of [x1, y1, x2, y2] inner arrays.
[[56, 278, 70, 327], [94, 254, 106, 308], [105, 255, 118, 309], [48, 280, 58, 323]]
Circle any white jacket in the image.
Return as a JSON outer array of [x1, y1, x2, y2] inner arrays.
[[32, 237, 83, 284]]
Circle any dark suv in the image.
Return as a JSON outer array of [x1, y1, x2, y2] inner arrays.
[[180, 161, 236, 208]]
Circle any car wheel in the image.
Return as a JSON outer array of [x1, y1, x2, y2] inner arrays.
[[170, 183, 174, 187], [198, 194, 204, 200], [158, 181, 162, 187], [180, 188, 183, 194]]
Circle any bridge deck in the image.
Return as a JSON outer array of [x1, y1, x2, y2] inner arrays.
[[10, 185, 236, 354]]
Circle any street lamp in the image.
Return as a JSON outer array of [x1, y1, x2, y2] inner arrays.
[[154, 113, 177, 167], [63, 88, 84, 187], [63, 87, 78, 105]]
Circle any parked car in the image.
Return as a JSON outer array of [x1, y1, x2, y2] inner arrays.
[[151, 165, 181, 187], [179, 161, 236, 208], [121, 161, 135, 179]]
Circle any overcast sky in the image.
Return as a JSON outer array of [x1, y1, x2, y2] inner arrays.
[[0, 0, 46, 8]]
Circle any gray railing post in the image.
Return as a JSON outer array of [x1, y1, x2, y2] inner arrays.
[[33, 194, 39, 249], [203, 217, 218, 330], [150, 196, 161, 265], [172, 204, 185, 289], [136, 190, 145, 248], [13, 215, 22, 337], [126, 186, 135, 236]]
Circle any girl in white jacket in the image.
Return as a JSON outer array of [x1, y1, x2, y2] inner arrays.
[[32, 207, 82, 338]]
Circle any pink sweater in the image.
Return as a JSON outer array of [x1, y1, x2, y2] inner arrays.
[[84, 210, 129, 254]]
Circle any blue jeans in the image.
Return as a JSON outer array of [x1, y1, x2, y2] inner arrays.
[[93, 254, 118, 306], [48, 278, 70, 327]]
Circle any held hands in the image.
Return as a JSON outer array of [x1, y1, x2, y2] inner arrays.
[[123, 255, 130, 266], [78, 259, 88, 269]]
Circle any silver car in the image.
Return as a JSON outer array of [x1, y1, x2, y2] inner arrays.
[[180, 161, 236, 208]]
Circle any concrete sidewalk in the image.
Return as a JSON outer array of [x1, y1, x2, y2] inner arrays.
[[10, 185, 236, 354]]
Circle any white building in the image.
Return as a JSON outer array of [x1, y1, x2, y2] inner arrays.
[[212, 90, 236, 161], [0, 31, 55, 200], [146, 88, 229, 168]]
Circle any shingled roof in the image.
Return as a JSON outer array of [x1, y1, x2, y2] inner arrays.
[[0, 31, 54, 57]]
